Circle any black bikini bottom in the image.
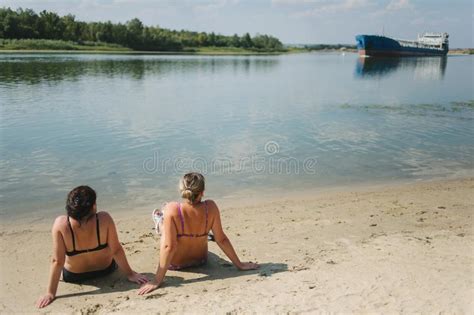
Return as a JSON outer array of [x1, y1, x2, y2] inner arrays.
[[62, 260, 117, 283]]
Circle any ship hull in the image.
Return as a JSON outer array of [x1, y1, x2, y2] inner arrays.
[[356, 35, 448, 57]]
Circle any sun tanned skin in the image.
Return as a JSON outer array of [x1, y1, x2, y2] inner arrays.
[[36, 205, 147, 308], [138, 193, 259, 295]]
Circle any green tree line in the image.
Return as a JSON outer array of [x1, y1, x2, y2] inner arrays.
[[0, 7, 284, 51]]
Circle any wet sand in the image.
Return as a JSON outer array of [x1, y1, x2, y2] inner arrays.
[[0, 178, 472, 314]]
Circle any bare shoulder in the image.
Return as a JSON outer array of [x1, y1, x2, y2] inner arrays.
[[97, 211, 114, 225], [205, 199, 220, 213], [52, 215, 67, 231], [163, 201, 179, 218]]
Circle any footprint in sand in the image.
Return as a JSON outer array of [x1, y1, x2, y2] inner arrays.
[[304, 256, 315, 264], [291, 265, 309, 272], [139, 233, 153, 239], [82, 303, 102, 314], [144, 293, 166, 300]]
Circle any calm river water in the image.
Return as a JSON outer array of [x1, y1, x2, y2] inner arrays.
[[0, 53, 472, 218]]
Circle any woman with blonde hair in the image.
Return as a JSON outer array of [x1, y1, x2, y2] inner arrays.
[[138, 172, 258, 295]]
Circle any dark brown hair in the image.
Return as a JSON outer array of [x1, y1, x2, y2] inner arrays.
[[66, 186, 96, 221]]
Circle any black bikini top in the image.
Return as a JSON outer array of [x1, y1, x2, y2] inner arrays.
[[65, 214, 108, 257]]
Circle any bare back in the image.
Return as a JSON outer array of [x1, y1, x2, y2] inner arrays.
[[55, 212, 113, 273], [164, 200, 217, 267]]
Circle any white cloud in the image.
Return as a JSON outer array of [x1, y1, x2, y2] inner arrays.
[[386, 0, 413, 11], [369, 0, 414, 18], [193, 0, 239, 12], [291, 0, 373, 17], [272, 0, 323, 5]]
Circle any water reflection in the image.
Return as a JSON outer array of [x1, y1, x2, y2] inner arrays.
[[0, 55, 279, 85], [355, 56, 447, 80], [1, 53, 473, 219]]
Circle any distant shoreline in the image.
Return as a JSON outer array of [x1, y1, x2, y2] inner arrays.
[[0, 49, 282, 55], [0, 48, 472, 56], [0, 45, 304, 56], [0, 38, 296, 55], [0, 47, 346, 56], [448, 48, 474, 55], [0, 48, 297, 56]]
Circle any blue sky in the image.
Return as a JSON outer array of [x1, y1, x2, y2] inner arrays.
[[1, 0, 472, 47]]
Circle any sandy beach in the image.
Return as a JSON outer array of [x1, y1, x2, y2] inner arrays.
[[0, 178, 472, 314]]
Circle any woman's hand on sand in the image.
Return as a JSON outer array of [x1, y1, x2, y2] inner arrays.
[[237, 261, 259, 271], [36, 293, 55, 308], [137, 279, 159, 295], [127, 271, 148, 284]]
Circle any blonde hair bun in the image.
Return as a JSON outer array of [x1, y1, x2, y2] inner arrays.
[[181, 189, 193, 200], [179, 173, 205, 204]]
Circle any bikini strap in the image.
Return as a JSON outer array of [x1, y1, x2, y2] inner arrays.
[[177, 203, 185, 234], [67, 216, 76, 251], [96, 213, 101, 245]]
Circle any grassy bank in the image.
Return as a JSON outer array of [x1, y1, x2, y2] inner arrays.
[[0, 38, 131, 51], [0, 39, 290, 55], [448, 48, 474, 55]]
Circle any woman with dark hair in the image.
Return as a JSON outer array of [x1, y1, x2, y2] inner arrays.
[[36, 186, 147, 308], [138, 172, 258, 295]]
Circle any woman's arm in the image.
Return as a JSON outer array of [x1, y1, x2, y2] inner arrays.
[[209, 201, 259, 271], [36, 218, 66, 308], [138, 204, 178, 295], [105, 212, 148, 284]]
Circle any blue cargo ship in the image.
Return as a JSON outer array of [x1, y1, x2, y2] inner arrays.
[[355, 33, 449, 57]]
